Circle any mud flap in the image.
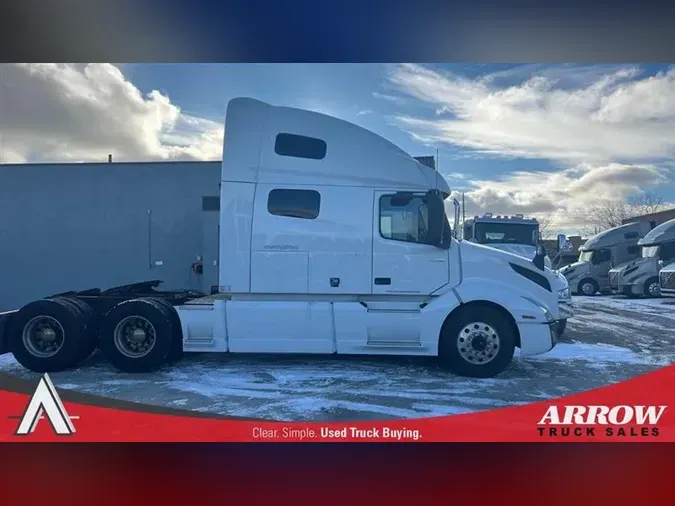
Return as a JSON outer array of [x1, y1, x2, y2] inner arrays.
[[0, 311, 18, 355]]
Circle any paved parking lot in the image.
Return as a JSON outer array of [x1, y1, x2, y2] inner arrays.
[[0, 295, 673, 421]]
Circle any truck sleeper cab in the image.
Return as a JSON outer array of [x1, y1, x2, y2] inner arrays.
[[561, 221, 652, 296], [608, 218, 675, 298], [0, 98, 562, 379]]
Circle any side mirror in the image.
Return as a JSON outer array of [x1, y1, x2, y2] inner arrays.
[[533, 243, 546, 271], [425, 190, 451, 250]]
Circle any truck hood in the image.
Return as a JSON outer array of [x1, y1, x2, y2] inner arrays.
[[609, 256, 654, 274], [559, 260, 590, 278], [482, 243, 552, 269], [459, 240, 563, 292], [661, 262, 675, 274]]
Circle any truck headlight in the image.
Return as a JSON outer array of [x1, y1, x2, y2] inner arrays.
[[558, 287, 570, 300], [522, 296, 555, 322]]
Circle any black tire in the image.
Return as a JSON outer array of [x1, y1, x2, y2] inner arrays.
[[53, 297, 99, 362], [438, 305, 516, 378], [578, 279, 599, 296], [99, 298, 174, 373], [150, 298, 183, 363], [8, 298, 89, 372], [643, 277, 661, 298]]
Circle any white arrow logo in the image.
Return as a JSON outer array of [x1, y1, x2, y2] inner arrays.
[[14, 373, 78, 436]]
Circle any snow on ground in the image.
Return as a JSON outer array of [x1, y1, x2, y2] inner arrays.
[[0, 294, 673, 421]]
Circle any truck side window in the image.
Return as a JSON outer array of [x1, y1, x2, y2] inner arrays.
[[593, 248, 611, 264], [624, 232, 639, 239], [274, 133, 327, 160], [267, 189, 321, 219], [379, 195, 429, 244], [661, 241, 675, 263]]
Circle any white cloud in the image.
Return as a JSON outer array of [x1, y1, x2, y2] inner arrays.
[[389, 64, 675, 234], [389, 63, 675, 163], [0, 63, 224, 163], [446, 163, 671, 236]]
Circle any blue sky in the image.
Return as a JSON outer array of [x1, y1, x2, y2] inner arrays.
[[3, 63, 675, 234], [119, 63, 561, 179]]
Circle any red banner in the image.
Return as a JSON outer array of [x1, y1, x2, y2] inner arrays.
[[1, 362, 673, 442]]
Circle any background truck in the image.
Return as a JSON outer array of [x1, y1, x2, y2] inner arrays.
[[660, 261, 675, 296], [609, 218, 675, 298], [0, 97, 565, 379], [462, 214, 573, 336], [560, 221, 653, 296]]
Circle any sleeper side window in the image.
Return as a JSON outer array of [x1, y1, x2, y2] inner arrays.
[[267, 189, 321, 220]]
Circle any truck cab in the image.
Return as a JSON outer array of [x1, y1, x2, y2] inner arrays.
[[1, 97, 565, 379], [609, 218, 675, 298], [463, 214, 573, 333], [561, 221, 652, 296]]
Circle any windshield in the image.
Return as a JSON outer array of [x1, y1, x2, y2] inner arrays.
[[642, 245, 659, 258], [578, 250, 593, 262], [474, 223, 538, 246]]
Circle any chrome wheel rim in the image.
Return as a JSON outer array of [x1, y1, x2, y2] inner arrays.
[[457, 322, 500, 365], [113, 316, 157, 358], [581, 282, 595, 295], [648, 282, 660, 297], [22, 315, 65, 358]]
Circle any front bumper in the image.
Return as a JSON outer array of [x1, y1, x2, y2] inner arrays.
[[613, 283, 644, 297], [517, 318, 558, 357], [558, 298, 574, 319], [549, 321, 559, 348]]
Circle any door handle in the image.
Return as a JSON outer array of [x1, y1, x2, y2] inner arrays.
[[374, 277, 391, 285]]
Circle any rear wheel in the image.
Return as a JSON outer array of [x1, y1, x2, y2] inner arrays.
[[8, 298, 89, 372], [53, 297, 98, 362], [644, 277, 661, 298], [99, 298, 174, 373], [439, 306, 516, 378]]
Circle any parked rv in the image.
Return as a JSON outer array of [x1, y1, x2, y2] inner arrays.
[[463, 214, 573, 336], [609, 218, 675, 298], [560, 221, 652, 296], [660, 261, 675, 297], [0, 98, 566, 379]]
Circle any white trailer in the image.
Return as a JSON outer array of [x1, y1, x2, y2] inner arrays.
[[0, 98, 564, 378]]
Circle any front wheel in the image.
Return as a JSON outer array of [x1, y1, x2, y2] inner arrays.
[[644, 277, 661, 298], [579, 279, 599, 296], [438, 306, 516, 378]]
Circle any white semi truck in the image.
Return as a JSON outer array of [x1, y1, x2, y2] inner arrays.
[[609, 218, 675, 298], [0, 98, 565, 378], [463, 214, 573, 337]]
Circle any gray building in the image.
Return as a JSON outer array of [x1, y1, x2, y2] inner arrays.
[[0, 161, 221, 311]]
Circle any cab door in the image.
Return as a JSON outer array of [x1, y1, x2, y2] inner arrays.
[[371, 190, 450, 295]]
